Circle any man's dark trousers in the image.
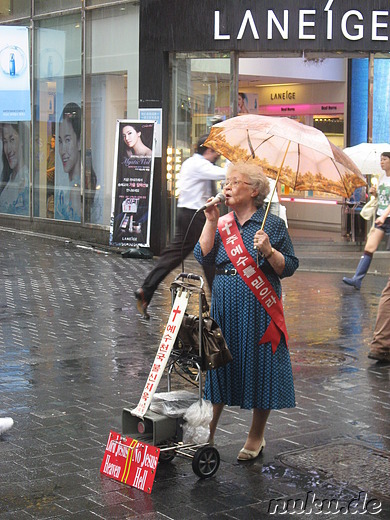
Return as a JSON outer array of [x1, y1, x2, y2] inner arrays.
[[141, 207, 215, 303]]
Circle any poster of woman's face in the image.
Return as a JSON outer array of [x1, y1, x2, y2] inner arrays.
[[120, 122, 153, 158], [110, 120, 155, 247], [3, 124, 21, 170], [55, 102, 82, 222], [0, 121, 29, 216], [238, 92, 259, 114], [58, 117, 81, 181]]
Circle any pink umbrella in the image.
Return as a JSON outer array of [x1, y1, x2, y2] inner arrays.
[[205, 114, 366, 199]]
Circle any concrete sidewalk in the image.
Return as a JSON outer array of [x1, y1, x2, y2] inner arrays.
[[0, 228, 389, 519]]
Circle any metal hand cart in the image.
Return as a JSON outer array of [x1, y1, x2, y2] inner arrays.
[[122, 273, 220, 479]]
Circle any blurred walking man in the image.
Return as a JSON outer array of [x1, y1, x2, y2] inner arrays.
[[368, 275, 390, 362]]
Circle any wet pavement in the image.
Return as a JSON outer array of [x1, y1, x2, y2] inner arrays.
[[0, 227, 389, 519]]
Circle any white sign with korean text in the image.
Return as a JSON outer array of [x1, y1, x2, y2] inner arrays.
[[131, 290, 189, 418]]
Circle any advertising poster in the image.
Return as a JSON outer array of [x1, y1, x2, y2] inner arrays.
[[110, 120, 155, 247], [139, 108, 161, 157], [54, 96, 83, 222], [0, 26, 31, 121], [238, 92, 258, 114]]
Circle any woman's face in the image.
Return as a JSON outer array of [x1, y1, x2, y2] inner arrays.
[[2, 125, 21, 171], [58, 118, 80, 176], [223, 171, 256, 208], [122, 126, 141, 149], [380, 154, 390, 173]]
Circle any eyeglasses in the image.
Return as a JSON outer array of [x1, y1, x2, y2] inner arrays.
[[222, 179, 252, 189]]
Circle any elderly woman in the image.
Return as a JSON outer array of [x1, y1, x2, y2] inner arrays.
[[194, 161, 299, 461]]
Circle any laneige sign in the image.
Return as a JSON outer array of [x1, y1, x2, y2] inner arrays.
[[141, 1, 390, 53], [212, 0, 390, 51]]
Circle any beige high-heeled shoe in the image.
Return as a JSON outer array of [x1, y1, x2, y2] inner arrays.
[[237, 438, 266, 461]]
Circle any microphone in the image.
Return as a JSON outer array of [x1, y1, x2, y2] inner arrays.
[[197, 193, 225, 212]]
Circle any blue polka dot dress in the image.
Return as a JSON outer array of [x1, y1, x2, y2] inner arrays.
[[194, 207, 299, 410]]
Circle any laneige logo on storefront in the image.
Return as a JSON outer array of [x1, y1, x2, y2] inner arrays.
[[270, 91, 296, 101], [214, 1, 390, 43]]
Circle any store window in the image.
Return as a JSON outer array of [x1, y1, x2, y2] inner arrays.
[[350, 56, 390, 146], [34, 1, 80, 16], [85, 3, 139, 226], [0, 1, 30, 21], [169, 54, 232, 233], [0, 22, 31, 216], [33, 14, 82, 221], [239, 55, 348, 201]]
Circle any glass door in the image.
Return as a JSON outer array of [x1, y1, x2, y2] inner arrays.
[[168, 53, 235, 237]]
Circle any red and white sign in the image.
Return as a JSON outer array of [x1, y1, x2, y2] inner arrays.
[[218, 212, 288, 354], [100, 431, 160, 494], [131, 290, 189, 418], [259, 103, 344, 116]]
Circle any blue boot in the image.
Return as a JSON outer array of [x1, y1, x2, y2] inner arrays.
[[343, 254, 372, 290]]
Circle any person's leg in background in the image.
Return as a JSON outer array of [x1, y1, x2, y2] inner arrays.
[[343, 228, 384, 289], [135, 208, 208, 316], [368, 275, 390, 362]]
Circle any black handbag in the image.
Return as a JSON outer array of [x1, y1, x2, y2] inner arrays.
[[177, 314, 232, 371]]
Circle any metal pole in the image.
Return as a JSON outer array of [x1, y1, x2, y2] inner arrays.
[[81, 6, 86, 225], [29, 16, 34, 222], [367, 53, 374, 144], [230, 51, 239, 118], [171, 54, 179, 238]]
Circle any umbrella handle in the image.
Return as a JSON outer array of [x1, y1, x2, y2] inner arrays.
[[257, 140, 291, 266]]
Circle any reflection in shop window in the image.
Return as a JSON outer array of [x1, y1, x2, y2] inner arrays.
[[85, 4, 140, 226], [34, 16, 83, 222], [56, 102, 82, 221]]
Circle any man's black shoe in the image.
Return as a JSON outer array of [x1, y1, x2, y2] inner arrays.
[[134, 288, 150, 319]]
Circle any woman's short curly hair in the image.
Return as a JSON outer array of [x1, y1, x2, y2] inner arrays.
[[227, 161, 270, 208]]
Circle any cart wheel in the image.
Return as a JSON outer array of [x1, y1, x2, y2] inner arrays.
[[159, 450, 176, 463], [192, 446, 220, 479]]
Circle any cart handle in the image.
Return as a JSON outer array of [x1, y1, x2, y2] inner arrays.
[[176, 273, 204, 287]]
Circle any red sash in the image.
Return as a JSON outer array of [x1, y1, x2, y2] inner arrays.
[[218, 212, 288, 354]]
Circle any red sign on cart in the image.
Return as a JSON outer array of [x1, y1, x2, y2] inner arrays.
[[100, 431, 160, 494]]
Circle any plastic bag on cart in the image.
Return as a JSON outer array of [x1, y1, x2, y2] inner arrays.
[[150, 390, 199, 418], [183, 400, 213, 444]]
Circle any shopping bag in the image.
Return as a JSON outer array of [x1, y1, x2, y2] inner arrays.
[[360, 197, 378, 220]]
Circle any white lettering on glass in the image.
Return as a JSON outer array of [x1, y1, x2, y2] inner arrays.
[[237, 10, 260, 40], [299, 10, 316, 40], [341, 10, 364, 40], [267, 10, 288, 40]]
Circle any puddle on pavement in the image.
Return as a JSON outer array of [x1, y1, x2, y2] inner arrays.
[[261, 463, 322, 489], [280, 443, 390, 499], [290, 348, 355, 367]]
